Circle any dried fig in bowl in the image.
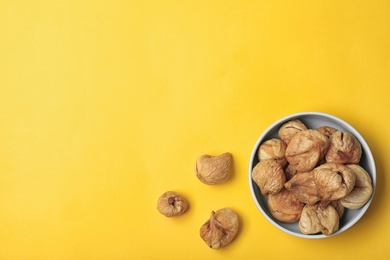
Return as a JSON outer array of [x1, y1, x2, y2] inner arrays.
[[200, 208, 239, 249], [299, 203, 339, 236], [252, 159, 286, 196], [278, 119, 307, 144], [325, 131, 362, 164], [313, 162, 356, 206], [285, 129, 329, 172], [284, 171, 321, 205], [157, 191, 188, 217], [340, 164, 373, 209], [267, 188, 304, 223], [316, 126, 338, 138], [257, 138, 287, 167], [330, 200, 345, 218], [285, 163, 298, 180]]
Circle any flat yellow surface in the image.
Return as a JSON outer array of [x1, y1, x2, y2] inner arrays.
[[1, 0, 389, 259]]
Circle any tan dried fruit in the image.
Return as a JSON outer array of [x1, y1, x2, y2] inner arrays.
[[316, 126, 338, 138], [200, 208, 239, 249], [284, 171, 321, 205], [325, 131, 362, 164], [195, 153, 232, 185], [285, 129, 329, 172], [252, 160, 286, 196], [157, 191, 188, 217], [330, 200, 345, 218], [267, 188, 304, 223], [316, 157, 327, 167], [285, 163, 298, 180], [278, 119, 308, 144], [313, 162, 356, 207], [258, 138, 288, 167], [340, 164, 373, 209], [299, 203, 339, 236]]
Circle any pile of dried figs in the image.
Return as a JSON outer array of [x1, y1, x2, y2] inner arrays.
[[157, 152, 239, 249], [251, 119, 373, 236]]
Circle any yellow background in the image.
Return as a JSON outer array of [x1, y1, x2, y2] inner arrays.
[[1, 0, 389, 259]]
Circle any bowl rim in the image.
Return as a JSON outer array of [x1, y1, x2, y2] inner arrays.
[[248, 111, 376, 239]]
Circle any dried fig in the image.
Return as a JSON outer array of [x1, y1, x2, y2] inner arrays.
[[285, 129, 329, 172], [267, 188, 304, 223], [195, 152, 232, 185], [330, 200, 345, 218], [325, 131, 362, 164], [312, 162, 356, 207], [258, 138, 287, 167], [278, 119, 308, 144], [316, 126, 338, 138], [284, 171, 321, 205], [316, 157, 327, 167], [299, 203, 339, 236], [340, 164, 373, 209], [200, 208, 239, 249], [285, 163, 298, 180], [157, 191, 188, 217], [252, 159, 286, 196]]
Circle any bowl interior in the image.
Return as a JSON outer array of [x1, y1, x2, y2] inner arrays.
[[249, 112, 376, 239]]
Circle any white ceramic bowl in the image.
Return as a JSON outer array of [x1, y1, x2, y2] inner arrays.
[[248, 112, 376, 239]]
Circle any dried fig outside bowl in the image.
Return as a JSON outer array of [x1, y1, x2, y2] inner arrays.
[[249, 112, 376, 239], [200, 208, 239, 249], [195, 153, 232, 185], [157, 191, 188, 217]]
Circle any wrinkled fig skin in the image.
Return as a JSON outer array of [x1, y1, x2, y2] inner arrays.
[[157, 191, 188, 217], [313, 162, 356, 206], [340, 164, 373, 209], [325, 131, 362, 164], [299, 203, 339, 236], [316, 126, 338, 139], [200, 208, 239, 249], [278, 119, 308, 144], [258, 138, 288, 167], [285, 129, 329, 172], [252, 160, 286, 196], [284, 171, 321, 205], [285, 163, 298, 180], [330, 200, 345, 218], [195, 153, 232, 185], [267, 188, 304, 223]]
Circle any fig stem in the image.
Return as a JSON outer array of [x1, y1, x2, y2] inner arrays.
[[210, 211, 215, 220]]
